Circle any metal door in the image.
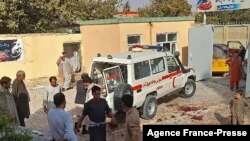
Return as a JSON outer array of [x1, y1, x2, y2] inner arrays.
[[188, 25, 213, 81]]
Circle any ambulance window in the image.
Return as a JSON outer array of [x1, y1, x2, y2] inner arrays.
[[120, 65, 127, 83], [166, 57, 178, 73], [150, 57, 165, 74], [134, 60, 151, 80]]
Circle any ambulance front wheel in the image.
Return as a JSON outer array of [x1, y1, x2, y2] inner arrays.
[[140, 95, 157, 120], [180, 79, 196, 98]]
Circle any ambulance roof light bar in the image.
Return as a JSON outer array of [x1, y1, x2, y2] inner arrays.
[[144, 45, 163, 51], [130, 45, 163, 52]]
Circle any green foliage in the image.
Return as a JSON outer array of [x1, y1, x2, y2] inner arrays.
[[0, 0, 121, 33], [196, 9, 250, 24], [138, 0, 192, 17], [0, 114, 32, 141], [0, 0, 60, 33]]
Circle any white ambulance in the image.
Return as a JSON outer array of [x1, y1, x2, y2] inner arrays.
[[90, 46, 196, 119]]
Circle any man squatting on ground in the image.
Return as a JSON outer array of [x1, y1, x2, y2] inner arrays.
[[76, 85, 116, 141]]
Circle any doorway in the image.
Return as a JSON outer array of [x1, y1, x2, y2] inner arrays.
[[63, 42, 81, 73]]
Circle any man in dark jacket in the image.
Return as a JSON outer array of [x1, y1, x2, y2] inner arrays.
[[74, 72, 89, 134], [76, 85, 116, 141], [12, 70, 30, 127]]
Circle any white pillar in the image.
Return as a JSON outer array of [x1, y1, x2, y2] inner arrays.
[[203, 13, 207, 25]]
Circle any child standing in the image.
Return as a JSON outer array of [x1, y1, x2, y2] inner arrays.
[[230, 90, 248, 125]]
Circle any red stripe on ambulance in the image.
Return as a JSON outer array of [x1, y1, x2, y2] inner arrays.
[[133, 70, 183, 91], [162, 70, 182, 80], [132, 84, 142, 91]]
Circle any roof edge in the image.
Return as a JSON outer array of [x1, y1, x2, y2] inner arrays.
[[77, 16, 195, 25]]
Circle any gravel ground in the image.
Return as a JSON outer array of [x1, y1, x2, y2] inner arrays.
[[24, 74, 250, 141]]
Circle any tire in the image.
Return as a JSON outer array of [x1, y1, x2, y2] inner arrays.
[[114, 83, 133, 112], [180, 79, 196, 98], [141, 95, 157, 120]]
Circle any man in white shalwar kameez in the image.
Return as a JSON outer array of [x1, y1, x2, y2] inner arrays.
[[60, 55, 73, 91], [43, 76, 62, 113]]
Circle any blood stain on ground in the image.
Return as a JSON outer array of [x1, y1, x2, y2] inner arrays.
[[191, 115, 203, 121], [157, 118, 162, 122], [178, 105, 201, 112]]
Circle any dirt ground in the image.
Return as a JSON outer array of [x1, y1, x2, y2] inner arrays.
[[24, 74, 250, 141], [140, 77, 250, 125]]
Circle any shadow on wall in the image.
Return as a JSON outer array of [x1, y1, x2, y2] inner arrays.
[[181, 46, 188, 66]]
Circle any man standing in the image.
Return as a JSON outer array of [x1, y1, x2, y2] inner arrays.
[[59, 52, 73, 91], [0, 76, 20, 125], [43, 76, 62, 113], [56, 52, 66, 83], [228, 53, 242, 90], [12, 70, 30, 127], [74, 73, 89, 134], [80, 77, 97, 133], [122, 94, 141, 141], [48, 93, 77, 141], [76, 85, 116, 141], [83, 77, 96, 103]]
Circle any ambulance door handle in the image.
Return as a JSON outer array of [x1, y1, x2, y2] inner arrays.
[[137, 89, 142, 93]]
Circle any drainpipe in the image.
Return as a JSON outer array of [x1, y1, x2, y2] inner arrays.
[[149, 22, 153, 45]]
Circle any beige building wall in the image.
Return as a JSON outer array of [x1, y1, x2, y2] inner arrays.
[[0, 34, 82, 79], [214, 25, 250, 47], [119, 21, 194, 65], [0, 18, 194, 79], [81, 20, 194, 72], [81, 24, 120, 72], [119, 23, 152, 52], [152, 21, 195, 66]]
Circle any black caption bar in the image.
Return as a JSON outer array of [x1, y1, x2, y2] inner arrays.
[[143, 125, 250, 140]]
